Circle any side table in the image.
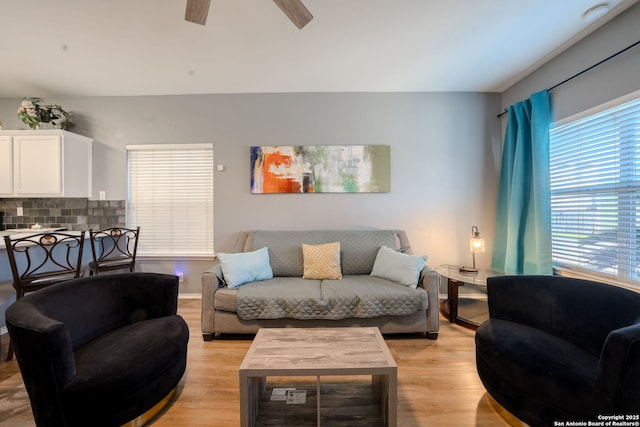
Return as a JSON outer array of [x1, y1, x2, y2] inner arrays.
[[436, 265, 502, 330]]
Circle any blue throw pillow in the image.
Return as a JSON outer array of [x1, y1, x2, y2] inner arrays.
[[370, 245, 427, 288], [217, 247, 274, 288]]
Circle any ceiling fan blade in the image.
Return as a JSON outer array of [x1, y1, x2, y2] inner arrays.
[[272, 0, 313, 29], [185, 0, 211, 25]]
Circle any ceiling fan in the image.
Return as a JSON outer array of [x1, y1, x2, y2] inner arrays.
[[185, 0, 313, 29]]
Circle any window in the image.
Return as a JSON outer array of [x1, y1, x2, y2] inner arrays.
[[549, 95, 640, 286], [127, 144, 214, 256]]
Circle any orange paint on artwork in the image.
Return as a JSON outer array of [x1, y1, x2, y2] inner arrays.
[[261, 151, 301, 193]]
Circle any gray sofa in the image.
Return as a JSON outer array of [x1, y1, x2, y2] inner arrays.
[[201, 230, 439, 340]]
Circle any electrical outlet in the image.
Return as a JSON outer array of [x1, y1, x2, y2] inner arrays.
[[177, 272, 184, 283]]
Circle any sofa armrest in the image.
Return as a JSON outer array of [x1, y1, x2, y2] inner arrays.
[[202, 262, 224, 295], [419, 266, 439, 293], [596, 322, 640, 402], [420, 266, 440, 335], [201, 261, 224, 338]]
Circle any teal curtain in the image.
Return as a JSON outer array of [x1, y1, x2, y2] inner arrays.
[[492, 90, 552, 275]]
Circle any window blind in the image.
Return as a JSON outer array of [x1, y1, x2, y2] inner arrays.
[[550, 96, 640, 285], [127, 144, 214, 256]]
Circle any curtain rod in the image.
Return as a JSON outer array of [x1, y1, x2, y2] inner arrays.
[[497, 39, 640, 118]]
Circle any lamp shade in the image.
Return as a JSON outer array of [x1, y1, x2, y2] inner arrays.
[[469, 226, 485, 253], [460, 225, 484, 273], [470, 237, 485, 253]]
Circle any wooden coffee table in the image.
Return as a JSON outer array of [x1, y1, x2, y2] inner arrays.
[[239, 327, 397, 427]]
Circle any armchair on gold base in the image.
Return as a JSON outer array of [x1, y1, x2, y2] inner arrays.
[[476, 276, 640, 425], [5, 273, 189, 427]]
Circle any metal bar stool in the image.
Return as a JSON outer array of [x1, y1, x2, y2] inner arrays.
[[3, 231, 85, 361], [88, 227, 140, 275]]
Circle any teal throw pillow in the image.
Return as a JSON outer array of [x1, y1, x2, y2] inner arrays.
[[217, 247, 273, 288], [370, 245, 427, 288]]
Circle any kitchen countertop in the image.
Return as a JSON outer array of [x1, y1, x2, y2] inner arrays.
[[0, 228, 70, 240]]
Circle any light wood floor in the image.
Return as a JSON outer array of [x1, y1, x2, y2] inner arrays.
[[0, 299, 510, 426]]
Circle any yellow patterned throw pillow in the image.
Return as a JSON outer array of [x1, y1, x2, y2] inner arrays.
[[302, 242, 342, 280]]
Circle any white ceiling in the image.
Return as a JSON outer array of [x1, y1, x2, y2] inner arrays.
[[0, 0, 636, 97]]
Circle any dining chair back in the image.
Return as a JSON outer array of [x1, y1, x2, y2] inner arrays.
[[3, 230, 85, 360], [89, 226, 140, 275]]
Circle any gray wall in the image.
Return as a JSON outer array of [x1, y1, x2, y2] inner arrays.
[[1, 4, 637, 296], [1, 3, 638, 295], [0, 92, 502, 292], [501, 1, 640, 123]]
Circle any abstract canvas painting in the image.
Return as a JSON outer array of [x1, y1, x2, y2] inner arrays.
[[250, 145, 390, 193]]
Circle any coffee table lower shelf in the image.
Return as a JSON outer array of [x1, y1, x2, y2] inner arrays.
[[439, 297, 489, 330], [247, 377, 389, 427]]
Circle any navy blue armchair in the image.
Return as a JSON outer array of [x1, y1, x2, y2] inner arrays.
[[5, 272, 189, 427], [476, 275, 640, 425]]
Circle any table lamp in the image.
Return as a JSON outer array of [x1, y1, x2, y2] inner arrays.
[[460, 225, 485, 273]]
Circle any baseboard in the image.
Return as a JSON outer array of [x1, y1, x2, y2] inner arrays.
[[1, 326, 7, 336]]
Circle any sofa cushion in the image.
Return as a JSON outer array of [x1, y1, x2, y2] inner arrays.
[[214, 277, 320, 313], [235, 275, 426, 320], [323, 276, 428, 313], [370, 245, 426, 288], [302, 242, 342, 280], [251, 230, 399, 276], [236, 277, 323, 319], [217, 247, 273, 288]]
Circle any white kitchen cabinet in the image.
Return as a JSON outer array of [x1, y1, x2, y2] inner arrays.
[[0, 130, 93, 197], [0, 135, 12, 194]]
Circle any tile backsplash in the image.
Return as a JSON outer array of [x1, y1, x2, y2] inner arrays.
[[0, 198, 125, 231]]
